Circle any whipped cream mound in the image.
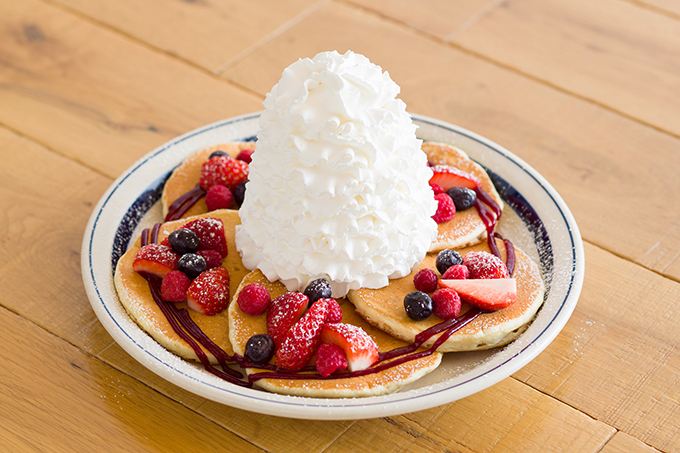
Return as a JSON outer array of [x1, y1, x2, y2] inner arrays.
[[235, 50, 438, 297]]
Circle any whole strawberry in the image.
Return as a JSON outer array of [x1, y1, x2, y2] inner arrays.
[[200, 155, 248, 191], [464, 251, 509, 279], [276, 299, 329, 371]]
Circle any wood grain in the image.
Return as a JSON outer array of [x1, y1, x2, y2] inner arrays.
[[601, 432, 663, 453]]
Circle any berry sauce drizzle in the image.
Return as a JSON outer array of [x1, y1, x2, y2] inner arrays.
[[165, 184, 206, 222], [473, 186, 514, 276]]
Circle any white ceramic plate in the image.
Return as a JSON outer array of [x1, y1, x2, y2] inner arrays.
[[81, 112, 584, 420]]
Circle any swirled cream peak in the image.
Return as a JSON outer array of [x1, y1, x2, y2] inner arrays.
[[235, 50, 438, 297]]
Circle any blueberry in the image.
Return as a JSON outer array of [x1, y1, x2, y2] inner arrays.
[[233, 180, 248, 206], [209, 150, 228, 159], [447, 187, 477, 211], [177, 253, 207, 279], [244, 334, 275, 364], [303, 278, 332, 306], [404, 291, 433, 321], [436, 249, 463, 274], [168, 228, 200, 255]]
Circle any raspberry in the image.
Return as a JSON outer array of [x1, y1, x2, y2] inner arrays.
[[160, 270, 191, 302], [413, 268, 438, 293], [441, 264, 469, 280], [237, 283, 272, 316], [429, 182, 444, 194], [199, 155, 249, 191], [236, 148, 254, 163], [321, 298, 343, 323], [464, 251, 509, 279], [432, 288, 462, 320], [196, 249, 222, 269], [432, 193, 456, 223], [205, 184, 234, 211], [315, 343, 348, 377], [276, 300, 329, 371]]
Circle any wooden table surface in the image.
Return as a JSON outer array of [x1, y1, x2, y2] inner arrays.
[[1, 0, 679, 451]]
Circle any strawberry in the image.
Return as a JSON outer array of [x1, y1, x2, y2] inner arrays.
[[160, 270, 191, 302], [266, 292, 309, 346], [429, 165, 480, 191], [315, 343, 348, 377], [186, 267, 230, 316], [320, 323, 379, 372], [439, 278, 517, 310], [200, 155, 249, 191], [237, 283, 271, 316], [196, 249, 223, 270], [236, 148, 254, 163], [441, 264, 469, 280], [463, 251, 509, 279], [432, 193, 456, 223], [132, 244, 179, 278], [183, 217, 228, 258], [276, 299, 329, 371]]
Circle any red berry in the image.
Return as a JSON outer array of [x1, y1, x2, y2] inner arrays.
[[464, 251, 509, 279], [196, 249, 222, 269], [276, 300, 329, 371], [315, 343, 348, 377], [413, 268, 438, 293], [432, 193, 456, 223], [441, 264, 469, 280], [237, 283, 271, 316], [429, 182, 444, 194], [429, 165, 480, 191], [320, 323, 379, 372], [186, 267, 230, 316], [160, 270, 191, 302], [200, 155, 249, 191], [321, 298, 343, 323], [183, 217, 228, 258], [266, 292, 309, 346], [132, 244, 179, 278], [439, 278, 517, 310], [431, 288, 462, 320], [236, 148, 254, 163], [205, 184, 234, 211]]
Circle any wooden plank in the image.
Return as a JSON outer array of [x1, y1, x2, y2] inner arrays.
[[514, 242, 680, 452], [221, 1, 680, 282], [450, 0, 680, 137], [0, 305, 263, 452], [600, 432, 663, 453], [53, 0, 322, 72], [0, 0, 262, 179], [636, 0, 680, 17]]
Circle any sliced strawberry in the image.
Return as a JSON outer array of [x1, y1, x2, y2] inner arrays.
[[266, 292, 309, 346], [276, 299, 329, 371], [320, 323, 379, 372], [186, 267, 230, 316], [183, 217, 228, 258], [132, 244, 179, 278], [200, 155, 249, 191], [429, 165, 480, 191], [439, 278, 517, 310]]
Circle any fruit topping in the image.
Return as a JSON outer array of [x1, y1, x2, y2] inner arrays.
[[177, 253, 207, 279], [276, 299, 329, 371], [431, 288, 462, 320], [447, 187, 477, 211], [320, 323, 379, 372], [303, 278, 333, 305], [463, 251, 509, 279], [205, 184, 234, 211], [435, 249, 463, 275], [183, 217, 228, 258], [208, 150, 228, 159], [186, 267, 230, 316], [429, 165, 480, 191], [432, 192, 456, 223], [322, 298, 343, 323], [236, 148, 254, 163], [244, 334, 276, 364], [439, 278, 517, 310], [441, 264, 469, 280], [413, 268, 438, 293], [160, 270, 191, 302], [168, 228, 200, 255], [403, 291, 434, 321], [237, 283, 272, 316], [233, 180, 248, 206], [266, 292, 309, 346], [199, 154, 249, 191], [133, 244, 180, 278], [196, 249, 222, 269], [429, 182, 444, 194], [315, 343, 348, 377]]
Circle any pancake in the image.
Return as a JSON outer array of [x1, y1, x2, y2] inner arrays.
[[423, 142, 504, 252], [228, 270, 443, 398], [347, 239, 544, 352], [161, 142, 254, 219], [114, 209, 250, 362]]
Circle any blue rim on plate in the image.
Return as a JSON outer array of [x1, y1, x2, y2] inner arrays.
[[81, 112, 584, 420]]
